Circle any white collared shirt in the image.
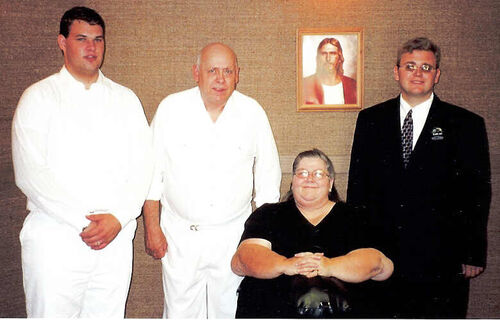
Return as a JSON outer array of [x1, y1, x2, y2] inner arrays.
[[12, 66, 153, 231], [147, 87, 281, 226], [399, 93, 434, 149]]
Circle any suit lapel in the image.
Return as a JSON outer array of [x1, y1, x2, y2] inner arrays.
[[410, 96, 444, 165]]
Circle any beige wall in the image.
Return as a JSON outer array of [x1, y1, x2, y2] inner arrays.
[[1, 0, 498, 317]]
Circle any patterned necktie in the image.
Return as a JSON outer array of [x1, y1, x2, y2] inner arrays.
[[401, 109, 413, 168]]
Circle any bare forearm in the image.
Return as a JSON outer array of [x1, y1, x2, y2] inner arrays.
[[231, 243, 288, 279], [143, 200, 161, 231], [320, 248, 393, 283]]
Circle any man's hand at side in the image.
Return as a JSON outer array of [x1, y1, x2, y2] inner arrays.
[[462, 264, 484, 278], [143, 200, 167, 259], [145, 225, 167, 259]]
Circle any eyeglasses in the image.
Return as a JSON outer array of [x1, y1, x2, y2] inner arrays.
[[399, 63, 436, 73], [294, 169, 330, 180]]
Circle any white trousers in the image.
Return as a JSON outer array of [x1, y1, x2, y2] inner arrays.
[[161, 216, 244, 318], [20, 211, 135, 318]]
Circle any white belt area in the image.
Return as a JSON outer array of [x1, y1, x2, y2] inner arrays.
[[188, 224, 208, 231], [165, 210, 247, 232]]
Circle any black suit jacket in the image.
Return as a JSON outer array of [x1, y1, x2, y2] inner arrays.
[[347, 95, 491, 281]]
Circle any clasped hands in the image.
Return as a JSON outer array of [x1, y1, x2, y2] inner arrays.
[[284, 252, 327, 278], [80, 213, 121, 250]]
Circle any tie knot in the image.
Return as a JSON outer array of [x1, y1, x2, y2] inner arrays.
[[405, 109, 413, 121]]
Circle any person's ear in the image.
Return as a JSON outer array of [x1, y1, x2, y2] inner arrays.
[[434, 68, 441, 84], [192, 64, 200, 83], [57, 34, 67, 54], [393, 65, 400, 81], [234, 67, 240, 87]]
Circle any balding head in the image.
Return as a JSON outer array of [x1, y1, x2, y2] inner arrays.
[[196, 42, 238, 67], [192, 43, 240, 113]]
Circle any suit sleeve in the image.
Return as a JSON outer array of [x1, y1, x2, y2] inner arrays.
[[457, 116, 491, 267], [347, 110, 370, 210]]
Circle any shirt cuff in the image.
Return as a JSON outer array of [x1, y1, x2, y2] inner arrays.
[[146, 181, 163, 201]]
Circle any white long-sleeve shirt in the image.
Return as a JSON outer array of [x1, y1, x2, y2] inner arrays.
[[12, 66, 153, 231], [147, 87, 281, 226]]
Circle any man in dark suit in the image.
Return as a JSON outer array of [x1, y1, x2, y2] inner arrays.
[[347, 37, 491, 318]]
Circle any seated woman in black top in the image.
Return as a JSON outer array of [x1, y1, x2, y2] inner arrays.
[[231, 149, 393, 318]]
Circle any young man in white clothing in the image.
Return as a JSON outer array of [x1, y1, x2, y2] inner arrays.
[[12, 6, 152, 317]]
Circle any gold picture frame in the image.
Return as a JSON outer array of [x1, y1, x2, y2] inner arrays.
[[297, 28, 363, 111]]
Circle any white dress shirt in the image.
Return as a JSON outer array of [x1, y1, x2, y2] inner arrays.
[[12, 66, 153, 231], [399, 93, 434, 149], [147, 87, 281, 226]]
